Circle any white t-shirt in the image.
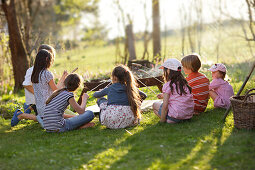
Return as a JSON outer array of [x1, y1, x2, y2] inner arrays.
[[22, 66, 35, 105]]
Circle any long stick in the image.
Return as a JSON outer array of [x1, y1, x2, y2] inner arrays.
[[138, 69, 164, 84], [71, 67, 78, 73], [135, 76, 158, 95], [88, 80, 111, 92], [223, 61, 255, 121]]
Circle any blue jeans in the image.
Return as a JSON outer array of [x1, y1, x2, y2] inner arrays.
[[158, 104, 186, 123], [59, 110, 94, 132], [36, 115, 44, 128]]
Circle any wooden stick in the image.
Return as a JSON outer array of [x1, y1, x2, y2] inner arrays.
[[138, 69, 164, 84], [125, 129, 133, 135], [135, 76, 158, 95], [88, 80, 111, 92], [71, 67, 78, 73], [223, 61, 255, 121]]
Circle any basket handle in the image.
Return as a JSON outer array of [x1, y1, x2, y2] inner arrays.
[[244, 88, 255, 97], [243, 92, 255, 102]]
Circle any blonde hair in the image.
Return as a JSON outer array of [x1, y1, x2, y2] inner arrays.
[[181, 54, 201, 72]]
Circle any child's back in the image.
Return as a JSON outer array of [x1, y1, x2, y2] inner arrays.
[[181, 54, 209, 113], [186, 72, 209, 112], [209, 78, 234, 109], [33, 69, 53, 117], [163, 81, 194, 120], [43, 90, 73, 131]]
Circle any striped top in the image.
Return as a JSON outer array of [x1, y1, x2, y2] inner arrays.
[[186, 72, 210, 112], [43, 91, 74, 131]]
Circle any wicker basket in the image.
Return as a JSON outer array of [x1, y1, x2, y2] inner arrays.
[[230, 88, 255, 130]]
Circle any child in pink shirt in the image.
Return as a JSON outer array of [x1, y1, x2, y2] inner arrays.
[[209, 63, 234, 109], [153, 59, 194, 123]]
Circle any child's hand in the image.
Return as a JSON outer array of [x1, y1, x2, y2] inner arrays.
[[62, 70, 68, 79], [82, 93, 89, 101], [157, 93, 163, 99]]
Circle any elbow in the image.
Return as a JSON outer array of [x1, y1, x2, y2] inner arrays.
[[77, 109, 85, 114]]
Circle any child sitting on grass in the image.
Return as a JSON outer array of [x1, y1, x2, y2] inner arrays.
[[153, 58, 194, 123], [22, 44, 56, 115], [181, 54, 210, 114], [11, 49, 70, 127], [43, 73, 94, 132], [208, 63, 234, 109], [93, 65, 147, 129]]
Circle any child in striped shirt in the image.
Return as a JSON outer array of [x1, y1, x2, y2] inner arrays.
[[181, 54, 210, 114], [43, 73, 95, 132]]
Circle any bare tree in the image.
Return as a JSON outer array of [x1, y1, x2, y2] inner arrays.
[[142, 2, 151, 60], [152, 0, 161, 61], [179, 3, 187, 56], [1, 0, 29, 92]]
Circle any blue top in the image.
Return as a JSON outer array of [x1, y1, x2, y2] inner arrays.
[[93, 83, 147, 106]]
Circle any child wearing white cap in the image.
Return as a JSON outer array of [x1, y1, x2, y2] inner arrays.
[[152, 58, 194, 123], [208, 63, 234, 109]]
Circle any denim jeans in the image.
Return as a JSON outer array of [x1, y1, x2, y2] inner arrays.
[[59, 110, 94, 132], [36, 115, 44, 128]]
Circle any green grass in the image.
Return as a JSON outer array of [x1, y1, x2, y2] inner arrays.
[[1, 22, 255, 169], [0, 84, 255, 170]]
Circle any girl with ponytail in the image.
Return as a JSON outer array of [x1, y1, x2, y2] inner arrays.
[[43, 73, 95, 132], [153, 59, 194, 123], [93, 65, 147, 129]]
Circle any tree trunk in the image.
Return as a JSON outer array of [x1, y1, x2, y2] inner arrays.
[[152, 0, 161, 60], [2, 0, 29, 92], [126, 24, 136, 61]]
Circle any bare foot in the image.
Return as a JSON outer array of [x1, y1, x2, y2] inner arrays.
[[79, 122, 95, 129]]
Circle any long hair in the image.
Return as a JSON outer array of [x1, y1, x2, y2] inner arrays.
[[163, 67, 192, 95], [112, 65, 141, 118], [46, 74, 81, 105], [31, 49, 53, 83]]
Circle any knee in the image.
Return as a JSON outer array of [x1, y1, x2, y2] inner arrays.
[[86, 110, 95, 120], [152, 102, 157, 109]]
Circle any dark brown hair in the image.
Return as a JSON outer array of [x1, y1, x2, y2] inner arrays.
[[31, 49, 53, 83], [38, 44, 55, 64], [181, 54, 201, 72], [46, 74, 81, 104], [163, 68, 192, 95], [112, 65, 141, 118], [219, 71, 226, 79]]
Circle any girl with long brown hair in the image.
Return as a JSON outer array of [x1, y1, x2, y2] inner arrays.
[[153, 58, 194, 123], [93, 65, 147, 129]]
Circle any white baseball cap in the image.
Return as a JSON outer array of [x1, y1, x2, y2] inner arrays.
[[208, 63, 227, 73], [160, 58, 182, 71]]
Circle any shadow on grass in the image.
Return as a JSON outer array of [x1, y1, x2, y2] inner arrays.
[[83, 108, 227, 169], [2, 108, 252, 169], [209, 115, 255, 169]]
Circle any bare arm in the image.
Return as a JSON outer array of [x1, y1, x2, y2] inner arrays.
[[160, 93, 170, 122], [69, 93, 89, 114], [56, 70, 68, 89], [48, 79, 58, 91], [24, 85, 34, 94]]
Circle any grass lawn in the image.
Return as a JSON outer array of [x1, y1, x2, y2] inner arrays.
[[1, 22, 255, 169], [0, 85, 255, 170]]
